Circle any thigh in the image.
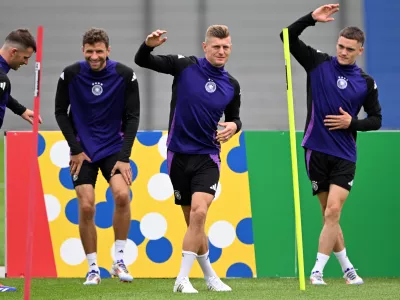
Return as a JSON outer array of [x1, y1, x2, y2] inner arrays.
[[109, 174, 131, 205], [329, 156, 356, 192], [168, 151, 191, 206], [306, 149, 329, 196], [326, 184, 349, 212], [72, 160, 99, 188], [98, 153, 121, 183], [190, 154, 220, 197]]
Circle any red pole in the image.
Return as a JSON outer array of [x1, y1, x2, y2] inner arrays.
[[24, 25, 43, 300]]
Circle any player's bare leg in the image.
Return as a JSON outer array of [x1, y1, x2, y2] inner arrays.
[[179, 203, 231, 292], [318, 192, 345, 251], [109, 174, 133, 282], [76, 184, 100, 285], [316, 192, 363, 284], [174, 192, 214, 293], [310, 186, 363, 285]]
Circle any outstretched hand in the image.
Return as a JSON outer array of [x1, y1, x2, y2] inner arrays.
[[312, 3, 340, 23], [145, 29, 168, 48]]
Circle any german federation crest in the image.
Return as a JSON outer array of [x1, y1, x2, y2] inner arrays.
[[337, 76, 348, 89], [92, 82, 103, 96], [205, 79, 216, 93], [312, 181, 318, 191], [174, 190, 181, 200]]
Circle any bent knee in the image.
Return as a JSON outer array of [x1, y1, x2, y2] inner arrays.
[[113, 189, 130, 207], [324, 206, 341, 221], [80, 202, 95, 218], [190, 206, 207, 225]]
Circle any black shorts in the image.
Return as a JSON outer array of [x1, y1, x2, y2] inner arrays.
[[305, 149, 356, 196], [71, 152, 121, 188], [167, 151, 220, 206]]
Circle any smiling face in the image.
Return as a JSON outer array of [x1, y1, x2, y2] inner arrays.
[[82, 28, 110, 71], [83, 42, 110, 71], [203, 25, 232, 67]]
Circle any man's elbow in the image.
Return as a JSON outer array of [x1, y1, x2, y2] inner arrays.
[[375, 116, 382, 130], [279, 31, 284, 42], [134, 53, 141, 66], [54, 109, 68, 120], [234, 119, 242, 133], [134, 52, 146, 67]]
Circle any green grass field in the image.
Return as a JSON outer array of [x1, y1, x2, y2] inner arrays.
[[1, 278, 400, 299], [0, 134, 4, 266]]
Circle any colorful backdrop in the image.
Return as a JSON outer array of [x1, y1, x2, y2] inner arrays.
[[5, 131, 400, 278], [5, 131, 255, 279]]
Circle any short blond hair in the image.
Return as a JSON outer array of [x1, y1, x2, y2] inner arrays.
[[205, 25, 230, 42]]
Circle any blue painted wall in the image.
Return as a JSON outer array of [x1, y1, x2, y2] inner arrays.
[[364, 0, 400, 129]]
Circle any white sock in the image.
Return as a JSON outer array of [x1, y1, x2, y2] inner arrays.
[[115, 239, 127, 262], [177, 251, 197, 280], [334, 248, 354, 272], [197, 251, 217, 279], [87, 252, 99, 272], [311, 252, 330, 274]]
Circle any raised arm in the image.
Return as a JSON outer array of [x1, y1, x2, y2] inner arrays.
[[280, 4, 339, 71], [134, 29, 195, 76]]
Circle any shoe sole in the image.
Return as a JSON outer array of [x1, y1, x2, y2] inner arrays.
[[346, 281, 364, 285], [173, 290, 198, 293], [111, 273, 133, 283], [207, 286, 232, 292], [83, 281, 100, 285], [310, 280, 327, 285]]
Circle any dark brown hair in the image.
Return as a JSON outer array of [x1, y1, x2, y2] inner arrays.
[[339, 27, 365, 45], [206, 25, 230, 41], [82, 28, 109, 48], [5, 29, 36, 52]]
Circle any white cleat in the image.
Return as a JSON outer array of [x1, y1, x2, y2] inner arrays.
[[110, 260, 133, 282], [173, 277, 198, 293], [310, 271, 327, 285], [206, 276, 232, 292], [344, 268, 364, 285], [83, 270, 101, 285]]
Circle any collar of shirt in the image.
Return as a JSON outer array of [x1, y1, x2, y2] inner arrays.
[[201, 57, 226, 76], [0, 55, 11, 74], [333, 56, 359, 72], [83, 57, 110, 77]]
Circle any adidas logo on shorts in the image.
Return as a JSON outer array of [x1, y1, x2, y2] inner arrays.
[[210, 184, 217, 191]]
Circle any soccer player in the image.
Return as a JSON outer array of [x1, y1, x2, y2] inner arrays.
[[134, 26, 241, 293], [0, 29, 42, 129], [55, 28, 140, 285], [280, 4, 382, 285]]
